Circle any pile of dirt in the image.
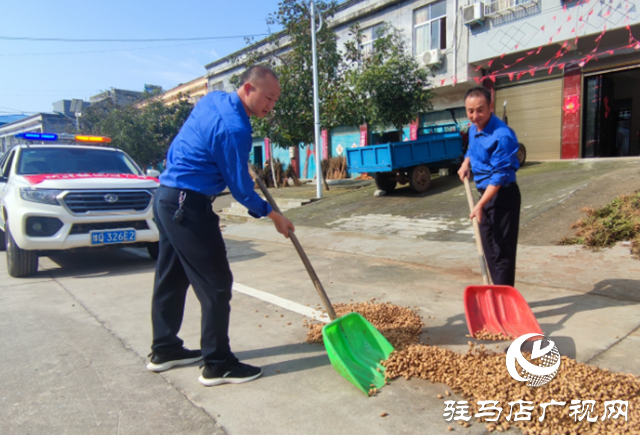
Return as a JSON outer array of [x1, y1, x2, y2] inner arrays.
[[304, 302, 639, 434], [560, 192, 640, 259]]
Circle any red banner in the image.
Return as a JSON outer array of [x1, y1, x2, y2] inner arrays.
[[264, 138, 271, 160], [410, 119, 419, 141], [23, 173, 158, 185], [321, 130, 329, 159], [359, 124, 368, 147]]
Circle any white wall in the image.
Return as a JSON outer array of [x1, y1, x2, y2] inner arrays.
[[468, 0, 640, 63]]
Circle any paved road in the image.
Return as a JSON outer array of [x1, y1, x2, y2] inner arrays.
[[2, 215, 639, 434]]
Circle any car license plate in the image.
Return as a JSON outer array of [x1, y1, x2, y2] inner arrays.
[[91, 229, 136, 245]]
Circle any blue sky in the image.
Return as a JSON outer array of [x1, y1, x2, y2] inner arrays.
[[0, 0, 283, 114]]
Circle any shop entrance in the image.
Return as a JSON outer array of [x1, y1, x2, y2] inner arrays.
[[583, 67, 640, 157]]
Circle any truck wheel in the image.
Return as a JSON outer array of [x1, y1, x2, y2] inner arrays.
[[409, 165, 431, 193], [147, 242, 159, 260], [0, 227, 5, 252], [517, 143, 527, 167], [6, 223, 38, 278], [374, 172, 397, 192]]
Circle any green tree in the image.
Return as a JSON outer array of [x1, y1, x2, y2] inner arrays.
[[343, 23, 434, 134], [232, 0, 359, 149], [79, 95, 193, 168]]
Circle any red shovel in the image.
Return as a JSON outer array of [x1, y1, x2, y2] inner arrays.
[[462, 177, 543, 338]]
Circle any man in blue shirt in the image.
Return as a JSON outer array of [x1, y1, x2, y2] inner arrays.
[[147, 65, 294, 387], [458, 86, 521, 286]]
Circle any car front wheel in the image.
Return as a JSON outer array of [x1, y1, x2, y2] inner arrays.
[[6, 223, 39, 277]]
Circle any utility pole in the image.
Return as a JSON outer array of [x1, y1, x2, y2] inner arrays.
[[310, 0, 324, 199]]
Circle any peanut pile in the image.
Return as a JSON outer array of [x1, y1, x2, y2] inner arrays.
[[304, 302, 640, 434], [473, 328, 514, 341], [303, 300, 423, 349]]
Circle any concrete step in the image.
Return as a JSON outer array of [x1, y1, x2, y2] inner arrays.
[[219, 198, 312, 222]]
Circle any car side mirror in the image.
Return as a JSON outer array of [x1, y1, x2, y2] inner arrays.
[[0, 176, 8, 183], [146, 169, 160, 178]]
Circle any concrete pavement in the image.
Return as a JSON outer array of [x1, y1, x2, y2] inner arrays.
[[1, 222, 639, 434]]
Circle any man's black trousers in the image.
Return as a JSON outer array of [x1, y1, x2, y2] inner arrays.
[[477, 183, 521, 287], [151, 185, 233, 365]]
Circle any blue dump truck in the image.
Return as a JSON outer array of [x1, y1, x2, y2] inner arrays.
[[346, 122, 464, 193]]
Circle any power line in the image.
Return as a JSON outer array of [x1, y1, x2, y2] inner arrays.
[[0, 104, 38, 114], [0, 40, 218, 57], [0, 34, 269, 43]]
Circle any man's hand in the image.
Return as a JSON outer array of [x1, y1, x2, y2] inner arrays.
[[470, 203, 483, 224], [268, 210, 295, 238], [458, 157, 471, 181]]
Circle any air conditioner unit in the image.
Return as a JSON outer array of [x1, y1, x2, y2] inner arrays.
[[421, 49, 442, 67], [463, 3, 485, 25]]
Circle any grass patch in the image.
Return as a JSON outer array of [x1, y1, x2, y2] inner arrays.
[[559, 191, 640, 258]]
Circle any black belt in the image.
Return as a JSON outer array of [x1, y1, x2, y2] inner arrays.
[[160, 185, 217, 203], [477, 182, 517, 195]]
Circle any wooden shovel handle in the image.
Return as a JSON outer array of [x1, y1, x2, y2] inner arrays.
[[463, 177, 492, 286], [249, 167, 338, 320]]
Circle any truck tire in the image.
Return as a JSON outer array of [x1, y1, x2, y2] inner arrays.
[[147, 242, 159, 260], [6, 222, 38, 277], [374, 172, 397, 192], [517, 143, 527, 167], [0, 227, 5, 252], [409, 165, 431, 193]]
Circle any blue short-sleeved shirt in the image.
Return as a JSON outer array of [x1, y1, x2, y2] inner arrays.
[[160, 91, 272, 218], [465, 114, 520, 190]]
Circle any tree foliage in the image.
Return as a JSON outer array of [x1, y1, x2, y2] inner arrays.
[[231, 0, 359, 149], [78, 96, 193, 167], [343, 23, 434, 133], [231, 3, 434, 148]]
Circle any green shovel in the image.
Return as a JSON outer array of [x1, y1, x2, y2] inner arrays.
[[250, 169, 394, 395]]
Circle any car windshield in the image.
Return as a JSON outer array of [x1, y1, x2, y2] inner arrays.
[[16, 147, 142, 176]]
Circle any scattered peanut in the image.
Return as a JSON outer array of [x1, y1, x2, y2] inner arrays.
[[473, 328, 513, 341], [301, 301, 640, 434]]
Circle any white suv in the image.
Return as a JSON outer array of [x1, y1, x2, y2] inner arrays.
[[0, 141, 160, 277]]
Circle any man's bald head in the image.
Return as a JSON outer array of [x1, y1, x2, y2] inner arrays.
[[236, 65, 280, 119], [239, 65, 279, 87]]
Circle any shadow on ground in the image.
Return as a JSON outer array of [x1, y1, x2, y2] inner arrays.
[[43, 239, 265, 279], [383, 175, 462, 198], [424, 279, 640, 359], [235, 343, 330, 377]]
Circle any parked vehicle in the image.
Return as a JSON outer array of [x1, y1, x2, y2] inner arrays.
[[0, 132, 160, 277], [346, 123, 464, 193]]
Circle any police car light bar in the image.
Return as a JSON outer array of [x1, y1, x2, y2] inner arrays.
[[15, 132, 58, 141], [74, 135, 112, 143], [14, 132, 112, 144]]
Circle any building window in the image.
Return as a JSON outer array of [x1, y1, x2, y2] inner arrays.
[[360, 23, 385, 57], [413, 0, 447, 55], [210, 81, 224, 92]]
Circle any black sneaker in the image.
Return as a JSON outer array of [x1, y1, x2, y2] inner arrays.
[[147, 347, 203, 372], [199, 359, 263, 387]]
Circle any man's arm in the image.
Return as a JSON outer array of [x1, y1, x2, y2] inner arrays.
[[458, 157, 471, 181], [217, 132, 294, 238], [469, 184, 500, 223]]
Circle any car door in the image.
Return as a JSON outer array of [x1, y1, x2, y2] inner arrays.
[[0, 148, 17, 231]]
